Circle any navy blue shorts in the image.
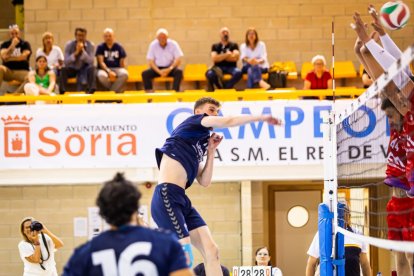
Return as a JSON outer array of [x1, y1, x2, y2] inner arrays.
[[151, 183, 206, 239]]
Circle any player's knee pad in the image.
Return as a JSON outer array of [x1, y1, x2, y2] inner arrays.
[[182, 243, 194, 268]]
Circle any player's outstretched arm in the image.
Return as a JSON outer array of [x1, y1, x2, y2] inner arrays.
[[196, 133, 223, 187], [201, 114, 282, 128]]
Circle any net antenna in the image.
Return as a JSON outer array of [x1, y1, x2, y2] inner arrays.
[[321, 43, 414, 276], [332, 18, 336, 102]]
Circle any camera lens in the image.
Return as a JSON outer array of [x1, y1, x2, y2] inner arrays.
[[30, 221, 43, 231]]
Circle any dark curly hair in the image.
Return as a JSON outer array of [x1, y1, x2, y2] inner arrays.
[[96, 172, 141, 227]]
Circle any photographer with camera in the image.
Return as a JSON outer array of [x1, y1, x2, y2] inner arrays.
[[18, 217, 64, 276]]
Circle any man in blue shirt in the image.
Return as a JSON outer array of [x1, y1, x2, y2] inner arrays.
[[152, 97, 282, 276], [63, 173, 192, 276], [96, 28, 129, 93], [60, 27, 96, 94]]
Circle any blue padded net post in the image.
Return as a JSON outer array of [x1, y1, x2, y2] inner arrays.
[[318, 203, 334, 276], [335, 202, 345, 276]]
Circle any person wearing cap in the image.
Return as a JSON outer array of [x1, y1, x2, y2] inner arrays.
[[303, 54, 332, 90], [305, 201, 371, 276], [205, 27, 242, 91], [95, 28, 129, 93], [142, 28, 184, 92], [0, 24, 31, 93]]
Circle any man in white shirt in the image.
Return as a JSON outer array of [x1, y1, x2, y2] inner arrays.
[[142, 28, 184, 92]]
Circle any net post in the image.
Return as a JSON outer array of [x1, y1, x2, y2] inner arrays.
[[321, 110, 338, 276], [335, 202, 346, 276]]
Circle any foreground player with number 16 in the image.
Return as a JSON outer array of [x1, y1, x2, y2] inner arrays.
[[63, 173, 192, 276], [152, 97, 282, 276]]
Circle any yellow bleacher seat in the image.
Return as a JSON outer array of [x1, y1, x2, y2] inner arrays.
[[184, 64, 208, 81], [127, 65, 173, 89], [330, 61, 357, 79], [68, 78, 76, 84], [301, 62, 313, 80], [270, 61, 298, 80], [242, 73, 269, 81], [223, 74, 232, 81], [127, 65, 147, 82]]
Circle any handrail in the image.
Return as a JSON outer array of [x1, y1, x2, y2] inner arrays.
[[0, 88, 366, 103]]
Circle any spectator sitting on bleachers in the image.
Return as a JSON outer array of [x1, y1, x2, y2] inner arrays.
[[36, 31, 64, 74], [240, 27, 270, 89], [96, 28, 128, 93], [303, 55, 332, 90], [205, 27, 242, 91], [142, 28, 184, 92], [24, 55, 56, 96], [0, 24, 31, 94], [59, 27, 96, 94]]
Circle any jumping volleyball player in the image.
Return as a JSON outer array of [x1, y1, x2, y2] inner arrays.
[[352, 7, 414, 275], [151, 97, 282, 276]]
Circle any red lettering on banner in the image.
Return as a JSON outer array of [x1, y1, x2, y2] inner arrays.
[[65, 134, 85, 156], [38, 127, 60, 156], [106, 134, 112, 156], [90, 133, 101, 156], [118, 133, 136, 155], [37, 127, 136, 157]]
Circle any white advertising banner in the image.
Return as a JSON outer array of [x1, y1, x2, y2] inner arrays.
[[0, 100, 387, 169]]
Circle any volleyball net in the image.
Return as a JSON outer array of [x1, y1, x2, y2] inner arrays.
[[321, 43, 414, 276]]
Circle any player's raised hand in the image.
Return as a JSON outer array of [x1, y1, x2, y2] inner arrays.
[[351, 12, 370, 44], [208, 132, 223, 151], [262, 115, 283, 126], [368, 5, 386, 36]]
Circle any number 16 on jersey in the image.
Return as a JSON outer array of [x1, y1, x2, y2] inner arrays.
[[232, 266, 271, 276]]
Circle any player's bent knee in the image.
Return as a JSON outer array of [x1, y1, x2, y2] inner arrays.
[[204, 242, 220, 260]]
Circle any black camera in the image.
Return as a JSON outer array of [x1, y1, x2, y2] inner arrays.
[[30, 221, 43, 231], [223, 34, 229, 41]]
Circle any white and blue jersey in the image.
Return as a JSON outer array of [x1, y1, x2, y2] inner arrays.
[[155, 113, 210, 189], [62, 225, 187, 276]]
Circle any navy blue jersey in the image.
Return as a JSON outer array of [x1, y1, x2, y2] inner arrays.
[[95, 42, 127, 68], [63, 226, 187, 276], [156, 114, 210, 189]]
